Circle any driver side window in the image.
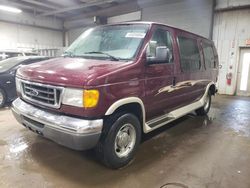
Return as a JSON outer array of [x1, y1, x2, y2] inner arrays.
[[147, 28, 174, 63]]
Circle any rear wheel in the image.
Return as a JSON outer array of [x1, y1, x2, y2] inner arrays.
[[0, 88, 6, 108], [196, 91, 211, 116], [95, 113, 141, 169]]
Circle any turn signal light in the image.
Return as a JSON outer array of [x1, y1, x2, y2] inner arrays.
[[83, 90, 99, 108]]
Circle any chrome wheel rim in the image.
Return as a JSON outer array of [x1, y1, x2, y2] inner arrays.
[[0, 91, 3, 105], [114, 123, 136, 158], [204, 94, 210, 111]]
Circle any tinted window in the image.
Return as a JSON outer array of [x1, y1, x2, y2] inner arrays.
[[178, 36, 201, 72], [203, 42, 215, 69], [147, 28, 173, 63]]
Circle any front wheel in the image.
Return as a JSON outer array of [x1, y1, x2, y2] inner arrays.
[[95, 113, 141, 169], [196, 91, 211, 116]]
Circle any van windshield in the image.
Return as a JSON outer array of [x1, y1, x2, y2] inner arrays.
[[64, 24, 149, 61]]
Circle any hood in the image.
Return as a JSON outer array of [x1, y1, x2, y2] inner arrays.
[[17, 57, 133, 88]]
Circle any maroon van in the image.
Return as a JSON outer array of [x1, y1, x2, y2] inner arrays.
[[11, 22, 218, 168]]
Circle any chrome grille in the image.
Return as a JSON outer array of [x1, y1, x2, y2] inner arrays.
[[21, 80, 64, 109]]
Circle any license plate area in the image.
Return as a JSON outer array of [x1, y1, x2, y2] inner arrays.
[[22, 116, 44, 136]]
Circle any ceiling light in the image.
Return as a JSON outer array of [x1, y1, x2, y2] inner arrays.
[[0, 5, 22, 13]]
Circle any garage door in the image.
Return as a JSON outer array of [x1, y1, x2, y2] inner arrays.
[[139, 0, 214, 38]]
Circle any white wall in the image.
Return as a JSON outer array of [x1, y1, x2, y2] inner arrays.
[[0, 21, 63, 50], [0, 10, 64, 56], [0, 11, 63, 30], [213, 8, 250, 95]]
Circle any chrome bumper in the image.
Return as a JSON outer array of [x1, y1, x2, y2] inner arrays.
[[11, 98, 103, 150]]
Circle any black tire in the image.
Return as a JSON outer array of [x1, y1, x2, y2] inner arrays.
[[0, 88, 6, 108], [196, 91, 211, 116], [95, 112, 141, 169]]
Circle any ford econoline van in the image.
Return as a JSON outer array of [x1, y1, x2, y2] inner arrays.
[[11, 22, 218, 168]]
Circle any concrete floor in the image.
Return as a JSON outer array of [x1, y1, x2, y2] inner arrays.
[[0, 95, 250, 188]]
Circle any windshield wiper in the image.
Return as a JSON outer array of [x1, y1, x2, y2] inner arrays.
[[84, 51, 120, 61]]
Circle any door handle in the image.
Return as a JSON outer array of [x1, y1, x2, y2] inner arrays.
[[172, 76, 176, 86]]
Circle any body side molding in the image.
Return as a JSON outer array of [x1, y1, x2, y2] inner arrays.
[[105, 82, 215, 134], [144, 82, 215, 133]]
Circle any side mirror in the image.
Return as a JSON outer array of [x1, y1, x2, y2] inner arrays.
[[146, 46, 170, 64]]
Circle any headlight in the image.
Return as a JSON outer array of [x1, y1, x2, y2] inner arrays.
[[16, 78, 22, 93], [62, 88, 99, 108], [62, 88, 83, 107]]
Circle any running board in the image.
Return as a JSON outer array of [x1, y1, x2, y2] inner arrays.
[[144, 99, 204, 133], [147, 114, 175, 128]]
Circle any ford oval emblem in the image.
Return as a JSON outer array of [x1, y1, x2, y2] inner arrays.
[[30, 89, 39, 96]]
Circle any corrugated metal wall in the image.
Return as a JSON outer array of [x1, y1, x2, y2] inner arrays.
[[0, 21, 63, 53], [216, 0, 250, 9], [67, 27, 87, 45], [139, 0, 214, 38], [213, 8, 250, 95]]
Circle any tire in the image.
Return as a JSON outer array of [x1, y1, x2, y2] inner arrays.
[[196, 91, 211, 116], [95, 112, 141, 169], [0, 88, 6, 108]]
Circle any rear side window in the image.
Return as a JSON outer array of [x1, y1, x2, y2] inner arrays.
[[178, 36, 201, 72], [203, 42, 215, 69]]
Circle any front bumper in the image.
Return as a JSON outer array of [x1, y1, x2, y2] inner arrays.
[[11, 98, 103, 150]]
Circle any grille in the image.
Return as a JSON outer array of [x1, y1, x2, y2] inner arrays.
[[21, 81, 63, 108]]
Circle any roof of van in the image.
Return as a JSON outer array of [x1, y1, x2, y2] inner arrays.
[[107, 21, 211, 41]]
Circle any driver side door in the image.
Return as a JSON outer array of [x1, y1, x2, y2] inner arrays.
[[144, 26, 177, 121]]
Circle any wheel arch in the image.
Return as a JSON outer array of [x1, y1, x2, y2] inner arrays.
[[105, 97, 146, 131], [208, 83, 216, 95]]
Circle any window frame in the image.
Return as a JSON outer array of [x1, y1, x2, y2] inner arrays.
[[147, 26, 175, 65], [177, 35, 202, 73], [202, 41, 216, 70]]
